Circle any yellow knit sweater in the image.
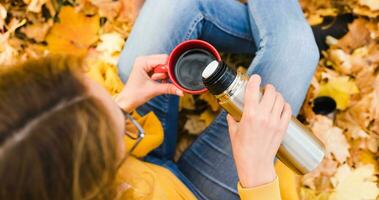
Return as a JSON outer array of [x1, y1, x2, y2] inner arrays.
[[117, 111, 281, 200]]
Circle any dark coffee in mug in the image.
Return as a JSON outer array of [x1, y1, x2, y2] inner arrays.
[[174, 48, 216, 91]]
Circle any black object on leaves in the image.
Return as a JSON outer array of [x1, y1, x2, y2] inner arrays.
[[312, 14, 355, 53], [312, 96, 337, 115]]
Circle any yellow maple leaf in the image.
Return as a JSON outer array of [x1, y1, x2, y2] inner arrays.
[[179, 94, 196, 111], [330, 164, 379, 200], [318, 76, 359, 110], [45, 6, 100, 56], [199, 92, 219, 112], [200, 109, 217, 127], [86, 61, 124, 95]]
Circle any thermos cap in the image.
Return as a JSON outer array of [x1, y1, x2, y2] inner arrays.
[[202, 61, 236, 95], [202, 61, 219, 79]]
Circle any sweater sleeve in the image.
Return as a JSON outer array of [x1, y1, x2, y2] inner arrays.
[[237, 178, 281, 200]]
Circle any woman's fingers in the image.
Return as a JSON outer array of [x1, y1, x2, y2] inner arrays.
[[151, 73, 168, 80], [271, 92, 284, 118], [135, 54, 169, 72], [227, 114, 239, 137], [153, 82, 184, 96], [279, 103, 292, 131], [260, 84, 276, 112], [244, 74, 261, 113]]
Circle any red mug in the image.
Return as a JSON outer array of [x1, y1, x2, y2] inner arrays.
[[154, 40, 221, 94]]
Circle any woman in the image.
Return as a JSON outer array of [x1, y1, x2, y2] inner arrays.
[[117, 0, 319, 199], [0, 1, 319, 200], [0, 53, 292, 199]]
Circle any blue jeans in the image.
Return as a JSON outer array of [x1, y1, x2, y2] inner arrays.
[[118, 0, 319, 199]]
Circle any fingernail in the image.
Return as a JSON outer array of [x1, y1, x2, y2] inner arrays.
[[176, 89, 184, 96]]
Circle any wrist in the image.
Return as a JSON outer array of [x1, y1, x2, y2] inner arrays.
[[238, 161, 276, 188], [114, 94, 134, 112]]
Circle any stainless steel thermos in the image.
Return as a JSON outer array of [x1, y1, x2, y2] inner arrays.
[[202, 60, 325, 174]]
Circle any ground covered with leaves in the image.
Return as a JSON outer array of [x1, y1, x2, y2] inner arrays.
[[0, 0, 378, 199]]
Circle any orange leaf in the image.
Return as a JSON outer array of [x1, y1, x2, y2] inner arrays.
[[45, 6, 99, 55]]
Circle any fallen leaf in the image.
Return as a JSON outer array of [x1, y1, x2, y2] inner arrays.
[[199, 109, 217, 127], [359, 0, 379, 11], [199, 92, 219, 112], [174, 134, 195, 161], [20, 20, 53, 42], [336, 111, 368, 139], [0, 3, 7, 29], [89, 0, 122, 20], [311, 116, 350, 163], [318, 76, 359, 110], [184, 115, 207, 135], [337, 19, 371, 51], [330, 164, 379, 200], [179, 94, 196, 111], [86, 61, 124, 95], [96, 32, 125, 65], [25, 0, 47, 13], [45, 6, 100, 56]]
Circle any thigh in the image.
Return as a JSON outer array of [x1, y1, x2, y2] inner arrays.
[[119, 0, 256, 161], [118, 0, 255, 82], [178, 111, 239, 200], [178, 0, 319, 199]]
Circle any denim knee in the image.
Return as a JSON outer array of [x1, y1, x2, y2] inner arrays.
[[281, 24, 320, 71]]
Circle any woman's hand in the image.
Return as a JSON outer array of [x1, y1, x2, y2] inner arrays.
[[115, 54, 183, 112], [227, 75, 292, 188]]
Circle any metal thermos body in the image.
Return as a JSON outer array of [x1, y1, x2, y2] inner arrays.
[[215, 73, 325, 174]]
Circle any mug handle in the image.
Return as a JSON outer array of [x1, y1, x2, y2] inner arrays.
[[153, 64, 169, 83], [153, 64, 168, 74]]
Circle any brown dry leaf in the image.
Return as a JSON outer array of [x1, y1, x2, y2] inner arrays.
[[337, 19, 371, 52], [347, 92, 377, 130], [336, 112, 368, 139], [179, 94, 196, 111], [174, 134, 195, 161], [358, 0, 379, 11], [96, 32, 125, 65], [24, 0, 47, 13], [119, 0, 143, 22], [0, 3, 7, 29], [20, 20, 53, 42], [301, 155, 337, 190], [199, 92, 219, 112], [353, 5, 379, 18], [200, 109, 217, 127], [351, 150, 378, 169], [300, 0, 337, 25], [89, 0, 122, 20], [328, 49, 353, 74], [330, 164, 379, 200], [311, 116, 350, 163], [45, 6, 100, 56], [184, 115, 207, 135]]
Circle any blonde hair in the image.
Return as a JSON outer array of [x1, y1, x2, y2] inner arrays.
[[0, 56, 122, 200]]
